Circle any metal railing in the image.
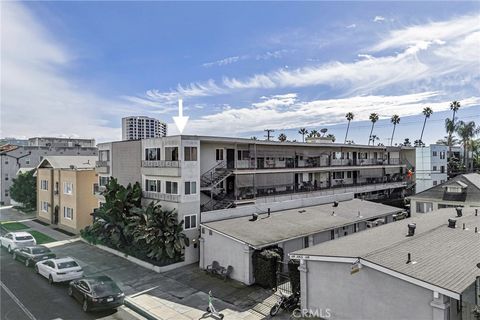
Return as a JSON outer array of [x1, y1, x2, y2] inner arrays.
[[93, 184, 106, 195], [95, 160, 108, 167], [141, 160, 180, 168], [142, 191, 180, 202]]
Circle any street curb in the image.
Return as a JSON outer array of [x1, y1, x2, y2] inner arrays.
[[124, 297, 159, 320]]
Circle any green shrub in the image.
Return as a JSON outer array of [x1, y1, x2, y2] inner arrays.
[[253, 248, 282, 289]]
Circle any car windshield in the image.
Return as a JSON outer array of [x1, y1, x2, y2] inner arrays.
[[91, 281, 122, 296], [16, 236, 33, 241], [57, 261, 79, 269], [32, 248, 50, 254]]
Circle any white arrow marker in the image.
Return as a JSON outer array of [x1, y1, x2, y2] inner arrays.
[[173, 98, 189, 134]]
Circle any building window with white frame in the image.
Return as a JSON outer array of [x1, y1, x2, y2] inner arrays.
[[184, 147, 197, 161], [184, 181, 197, 195], [440, 151, 446, 159], [40, 180, 49, 190], [216, 149, 224, 161], [166, 181, 178, 194], [63, 182, 73, 195], [41, 201, 49, 213], [63, 207, 74, 220], [145, 148, 161, 161], [99, 176, 109, 186], [145, 179, 161, 192], [184, 214, 197, 230]]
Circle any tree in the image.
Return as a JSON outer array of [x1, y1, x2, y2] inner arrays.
[[326, 134, 336, 142], [9, 169, 36, 209], [308, 130, 320, 138], [448, 101, 461, 157], [370, 135, 379, 146], [470, 138, 480, 170], [278, 133, 287, 142], [298, 128, 308, 142], [403, 138, 412, 147], [390, 115, 400, 146], [419, 107, 433, 144], [344, 112, 354, 143], [368, 113, 379, 145], [455, 121, 480, 170], [436, 135, 459, 147], [250, 136, 258, 140]]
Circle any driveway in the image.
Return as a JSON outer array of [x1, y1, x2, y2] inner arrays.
[[47, 240, 290, 320]]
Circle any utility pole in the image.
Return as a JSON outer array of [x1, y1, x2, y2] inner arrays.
[[264, 129, 275, 141]]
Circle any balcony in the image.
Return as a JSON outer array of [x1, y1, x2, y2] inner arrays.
[[95, 160, 110, 174], [142, 160, 180, 168], [93, 184, 106, 196], [142, 191, 180, 202]]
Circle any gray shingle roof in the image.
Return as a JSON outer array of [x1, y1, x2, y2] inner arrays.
[[37, 156, 97, 170], [202, 199, 402, 248], [293, 208, 480, 294]]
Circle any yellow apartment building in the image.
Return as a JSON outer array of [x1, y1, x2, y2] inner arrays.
[[36, 156, 98, 234]]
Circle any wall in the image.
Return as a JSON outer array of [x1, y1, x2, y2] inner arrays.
[[37, 168, 52, 222], [58, 170, 77, 231], [75, 170, 98, 233], [304, 260, 438, 320], [111, 140, 142, 187]]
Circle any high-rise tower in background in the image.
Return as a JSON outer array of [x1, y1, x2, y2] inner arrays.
[[122, 116, 167, 140]]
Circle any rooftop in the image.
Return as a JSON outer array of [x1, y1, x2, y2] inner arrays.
[[201, 198, 403, 249], [293, 207, 480, 295], [37, 156, 97, 170]]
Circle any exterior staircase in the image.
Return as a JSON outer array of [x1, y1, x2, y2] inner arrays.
[[200, 161, 233, 190], [200, 161, 235, 212]]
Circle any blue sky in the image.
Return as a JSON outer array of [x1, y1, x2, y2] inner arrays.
[[2, 1, 479, 144]]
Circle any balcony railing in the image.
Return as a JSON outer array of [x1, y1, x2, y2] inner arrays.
[[142, 191, 180, 202], [142, 160, 180, 168], [93, 184, 106, 195], [96, 160, 108, 167]]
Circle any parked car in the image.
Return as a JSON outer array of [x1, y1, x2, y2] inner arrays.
[[35, 257, 83, 284], [12, 245, 56, 267], [0, 232, 36, 253], [68, 276, 125, 312]]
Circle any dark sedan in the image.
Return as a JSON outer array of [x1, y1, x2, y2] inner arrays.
[[12, 245, 56, 267], [68, 276, 125, 312]]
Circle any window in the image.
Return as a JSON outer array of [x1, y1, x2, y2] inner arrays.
[[165, 147, 179, 161], [25, 158, 30, 165], [5, 174, 8, 181], [40, 180, 48, 190], [63, 207, 74, 220], [440, 166, 445, 173], [4, 190, 8, 197], [433, 181, 437, 186], [41, 201, 49, 212], [184, 214, 197, 230], [184, 147, 197, 161], [237, 150, 250, 160], [145, 179, 161, 192], [145, 148, 161, 161], [446, 186, 462, 193], [432, 166, 437, 171], [216, 149, 224, 161], [166, 181, 178, 194], [432, 151, 438, 157], [99, 150, 110, 161], [99, 176, 109, 186], [440, 151, 446, 159], [347, 171, 352, 179], [333, 172, 345, 179], [185, 181, 197, 195], [63, 182, 73, 195]]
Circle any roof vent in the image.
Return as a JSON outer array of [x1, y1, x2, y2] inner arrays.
[[455, 207, 463, 217], [448, 219, 456, 229], [406, 253, 412, 264], [407, 223, 416, 237], [69, 165, 75, 169], [475, 208, 478, 216], [332, 201, 339, 208], [267, 208, 271, 217], [249, 213, 258, 222]]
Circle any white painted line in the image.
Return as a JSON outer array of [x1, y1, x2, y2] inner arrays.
[[0, 280, 37, 320]]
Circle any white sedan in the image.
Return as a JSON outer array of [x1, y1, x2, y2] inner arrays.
[[35, 257, 84, 284], [0, 232, 36, 253]]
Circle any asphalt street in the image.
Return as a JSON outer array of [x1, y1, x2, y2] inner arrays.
[[0, 248, 141, 320]]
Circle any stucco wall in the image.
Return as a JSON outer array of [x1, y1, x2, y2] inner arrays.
[[304, 260, 437, 320], [37, 168, 52, 222], [111, 140, 142, 186]]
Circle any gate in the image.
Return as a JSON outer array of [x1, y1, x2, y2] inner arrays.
[[275, 261, 293, 295]]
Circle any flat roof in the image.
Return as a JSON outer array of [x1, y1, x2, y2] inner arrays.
[[292, 207, 480, 295], [201, 199, 403, 248]]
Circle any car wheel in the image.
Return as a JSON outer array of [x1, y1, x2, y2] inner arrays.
[[48, 275, 54, 285], [82, 298, 89, 312], [7, 245, 12, 253], [68, 286, 73, 297], [12, 253, 17, 260], [25, 259, 30, 267]]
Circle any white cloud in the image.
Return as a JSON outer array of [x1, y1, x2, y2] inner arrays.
[[373, 16, 385, 22], [202, 56, 242, 67], [201, 49, 290, 68], [346, 24, 357, 29], [1, 3, 153, 142]]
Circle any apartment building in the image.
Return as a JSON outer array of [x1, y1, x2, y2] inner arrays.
[[36, 156, 98, 234], [121, 116, 167, 141], [0, 143, 97, 205], [134, 135, 415, 264], [415, 144, 448, 193], [409, 173, 480, 215], [291, 207, 480, 320], [28, 137, 96, 148], [94, 140, 142, 204]]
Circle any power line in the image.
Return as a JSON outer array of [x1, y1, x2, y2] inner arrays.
[[264, 129, 275, 141]]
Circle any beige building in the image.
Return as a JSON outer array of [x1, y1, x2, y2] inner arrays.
[[36, 156, 98, 234]]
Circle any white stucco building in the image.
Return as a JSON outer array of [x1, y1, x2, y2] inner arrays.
[[415, 144, 448, 194], [121, 116, 167, 140]]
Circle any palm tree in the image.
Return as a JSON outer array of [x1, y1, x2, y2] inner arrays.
[[368, 113, 379, 145], [448, 101, 461, 157], [278, 133, 287, 142], [326, 134, 336, 142], [250, 136, 258, 140], [370, 135, 379, 146], [344, 112, 354, 143], [298, 128, 308, 142], [455, 121, 480, 170], [419, 107, 433, 144], [308, 130, 320, 138], [390, 115, 400, 146]]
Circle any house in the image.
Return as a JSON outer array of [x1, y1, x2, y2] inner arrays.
[[409, 173, 480, 215], [0, 139, 97, 205], [290, 207, 480, 320], [415, 144, 448, 193], [200, 197, 404, 285], [36, 156, 98, 234]]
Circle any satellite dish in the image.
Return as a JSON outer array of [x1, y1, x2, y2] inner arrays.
[[320, 128, 328, 136]]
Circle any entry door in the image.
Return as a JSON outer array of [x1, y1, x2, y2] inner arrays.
[[226, 149, 235, 169], [352, 152, 357, 165], [353, 171, 358, 184]]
